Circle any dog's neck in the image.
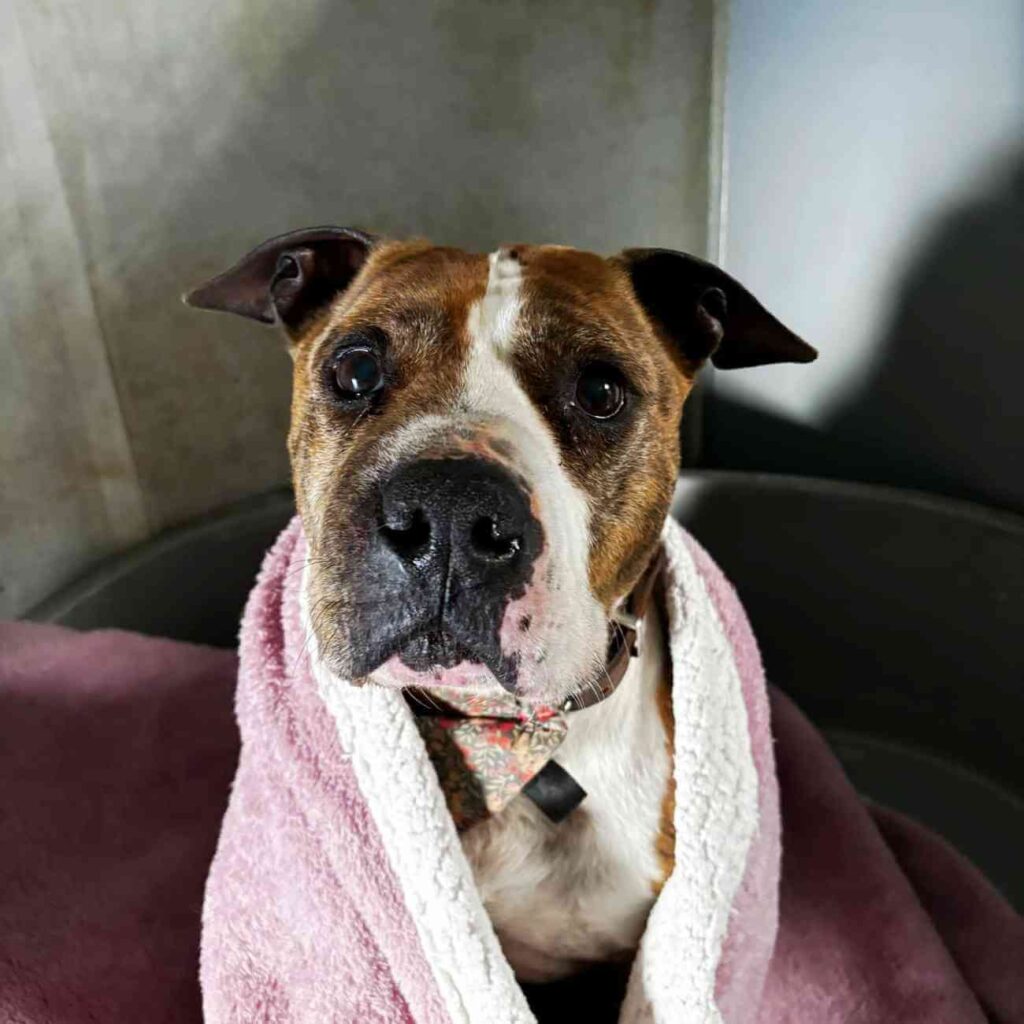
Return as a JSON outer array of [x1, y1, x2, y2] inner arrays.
[[557, 588, 671, 779], [563, 545, 668, 713], [462, 589, 674, 982]]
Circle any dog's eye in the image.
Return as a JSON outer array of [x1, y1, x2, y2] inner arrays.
[[332, 347, 383, 400], [574, 363, 627, 420]]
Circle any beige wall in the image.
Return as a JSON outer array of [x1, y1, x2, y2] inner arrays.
[[0, 0, 717, 617]]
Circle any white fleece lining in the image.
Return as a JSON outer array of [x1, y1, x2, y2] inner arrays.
[[618, 523, 759, 1024], [308, 517, 759, 1024], [307, 592, 533, 1024]]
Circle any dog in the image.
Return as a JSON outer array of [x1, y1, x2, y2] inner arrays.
[[186, 227, 814, 995]]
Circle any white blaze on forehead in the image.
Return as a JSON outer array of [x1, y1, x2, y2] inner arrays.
[[466, 248, 523, 356]]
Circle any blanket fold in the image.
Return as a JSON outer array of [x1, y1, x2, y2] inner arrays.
[[198, 518, 1023, 1024], [1, 520, 1021, 1024]]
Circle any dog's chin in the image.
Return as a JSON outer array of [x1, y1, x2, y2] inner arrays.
[[363, 641, 607, 709], [325, 613, 609, 706], [367, 652, 504, 695]]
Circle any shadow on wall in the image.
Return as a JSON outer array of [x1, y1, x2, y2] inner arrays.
[[702, 150, 1024, 515]]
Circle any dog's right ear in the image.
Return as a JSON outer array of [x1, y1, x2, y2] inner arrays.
[[183, 226, 376, 332]]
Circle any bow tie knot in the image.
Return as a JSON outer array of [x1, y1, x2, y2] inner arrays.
[[410, 687, 570, 830]]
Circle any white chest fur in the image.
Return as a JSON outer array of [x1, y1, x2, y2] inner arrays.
[[459, 604, 672, 983]]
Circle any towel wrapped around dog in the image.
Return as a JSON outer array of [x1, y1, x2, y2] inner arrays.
[[1, 542, 1020, 1023], [199, 518, 1023, 1024]]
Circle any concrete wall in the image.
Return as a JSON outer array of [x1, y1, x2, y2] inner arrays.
[[708, 0, 1024, 512], [0, 0, 717, 617]]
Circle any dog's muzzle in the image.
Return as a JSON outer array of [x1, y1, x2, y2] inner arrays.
[[349, 457, 543, 689]]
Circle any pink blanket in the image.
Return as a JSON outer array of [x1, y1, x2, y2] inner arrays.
[[1, 523, 1021, 1022], [0, 622, 237, 1023]]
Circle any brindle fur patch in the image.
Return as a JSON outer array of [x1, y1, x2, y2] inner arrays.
[[509, 246, 694, 609], [288, 241, 489, 671]]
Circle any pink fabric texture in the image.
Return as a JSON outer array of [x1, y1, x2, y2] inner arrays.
[[871, 804, 1024, 1024], [685, 535, 782, 1024], [760, 689, 1024, 1024], [0, 621, 237, 1024], [2, 519, 1022, 1022], [199, 519, 448, 1024]]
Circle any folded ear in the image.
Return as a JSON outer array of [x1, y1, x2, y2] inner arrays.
[[183, 226, 376, 332], [617, 248, 817, 369]]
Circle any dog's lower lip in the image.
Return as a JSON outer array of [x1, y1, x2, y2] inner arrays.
[[395, 631, 474, 672]]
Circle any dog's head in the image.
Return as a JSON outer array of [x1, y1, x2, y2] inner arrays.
[[187, 228, 814, 705]]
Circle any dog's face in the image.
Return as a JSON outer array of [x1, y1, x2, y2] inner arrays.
[[187, 228, 814, 705]]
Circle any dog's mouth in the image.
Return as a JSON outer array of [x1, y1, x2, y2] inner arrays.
[[395, 630, 475, 673], [361, 625, 518, 694]]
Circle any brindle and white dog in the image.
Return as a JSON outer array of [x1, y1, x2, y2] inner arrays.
[[186, 227, 814, 986]]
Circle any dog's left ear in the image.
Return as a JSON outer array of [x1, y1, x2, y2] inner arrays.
[[617, 248, 817, 369], [184, 226, 376, 332]]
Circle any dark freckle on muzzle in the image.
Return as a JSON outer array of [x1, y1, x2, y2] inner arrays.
[[346, 457, 543, 691]]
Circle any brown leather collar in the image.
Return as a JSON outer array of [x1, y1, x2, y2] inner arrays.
[[561, 545, 667, 712]]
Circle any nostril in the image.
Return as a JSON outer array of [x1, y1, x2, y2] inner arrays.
[[469, 515, 522, 563], [382, 508, 432, 562]]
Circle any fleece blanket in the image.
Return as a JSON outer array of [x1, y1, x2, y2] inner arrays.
[[0, 621, 238, 1023], [197, 517, 1023, 1024], [1, 533, 1021, 1024]]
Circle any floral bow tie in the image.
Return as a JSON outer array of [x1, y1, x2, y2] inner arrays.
[[409, 687, 584, 831]]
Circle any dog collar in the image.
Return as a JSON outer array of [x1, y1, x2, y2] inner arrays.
[[561, 544, 667, 712], [407, 546, 666, 829]]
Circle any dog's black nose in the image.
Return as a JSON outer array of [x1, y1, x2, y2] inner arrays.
[[378, 458, 541, 584], [351, 457, 543, 685]]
